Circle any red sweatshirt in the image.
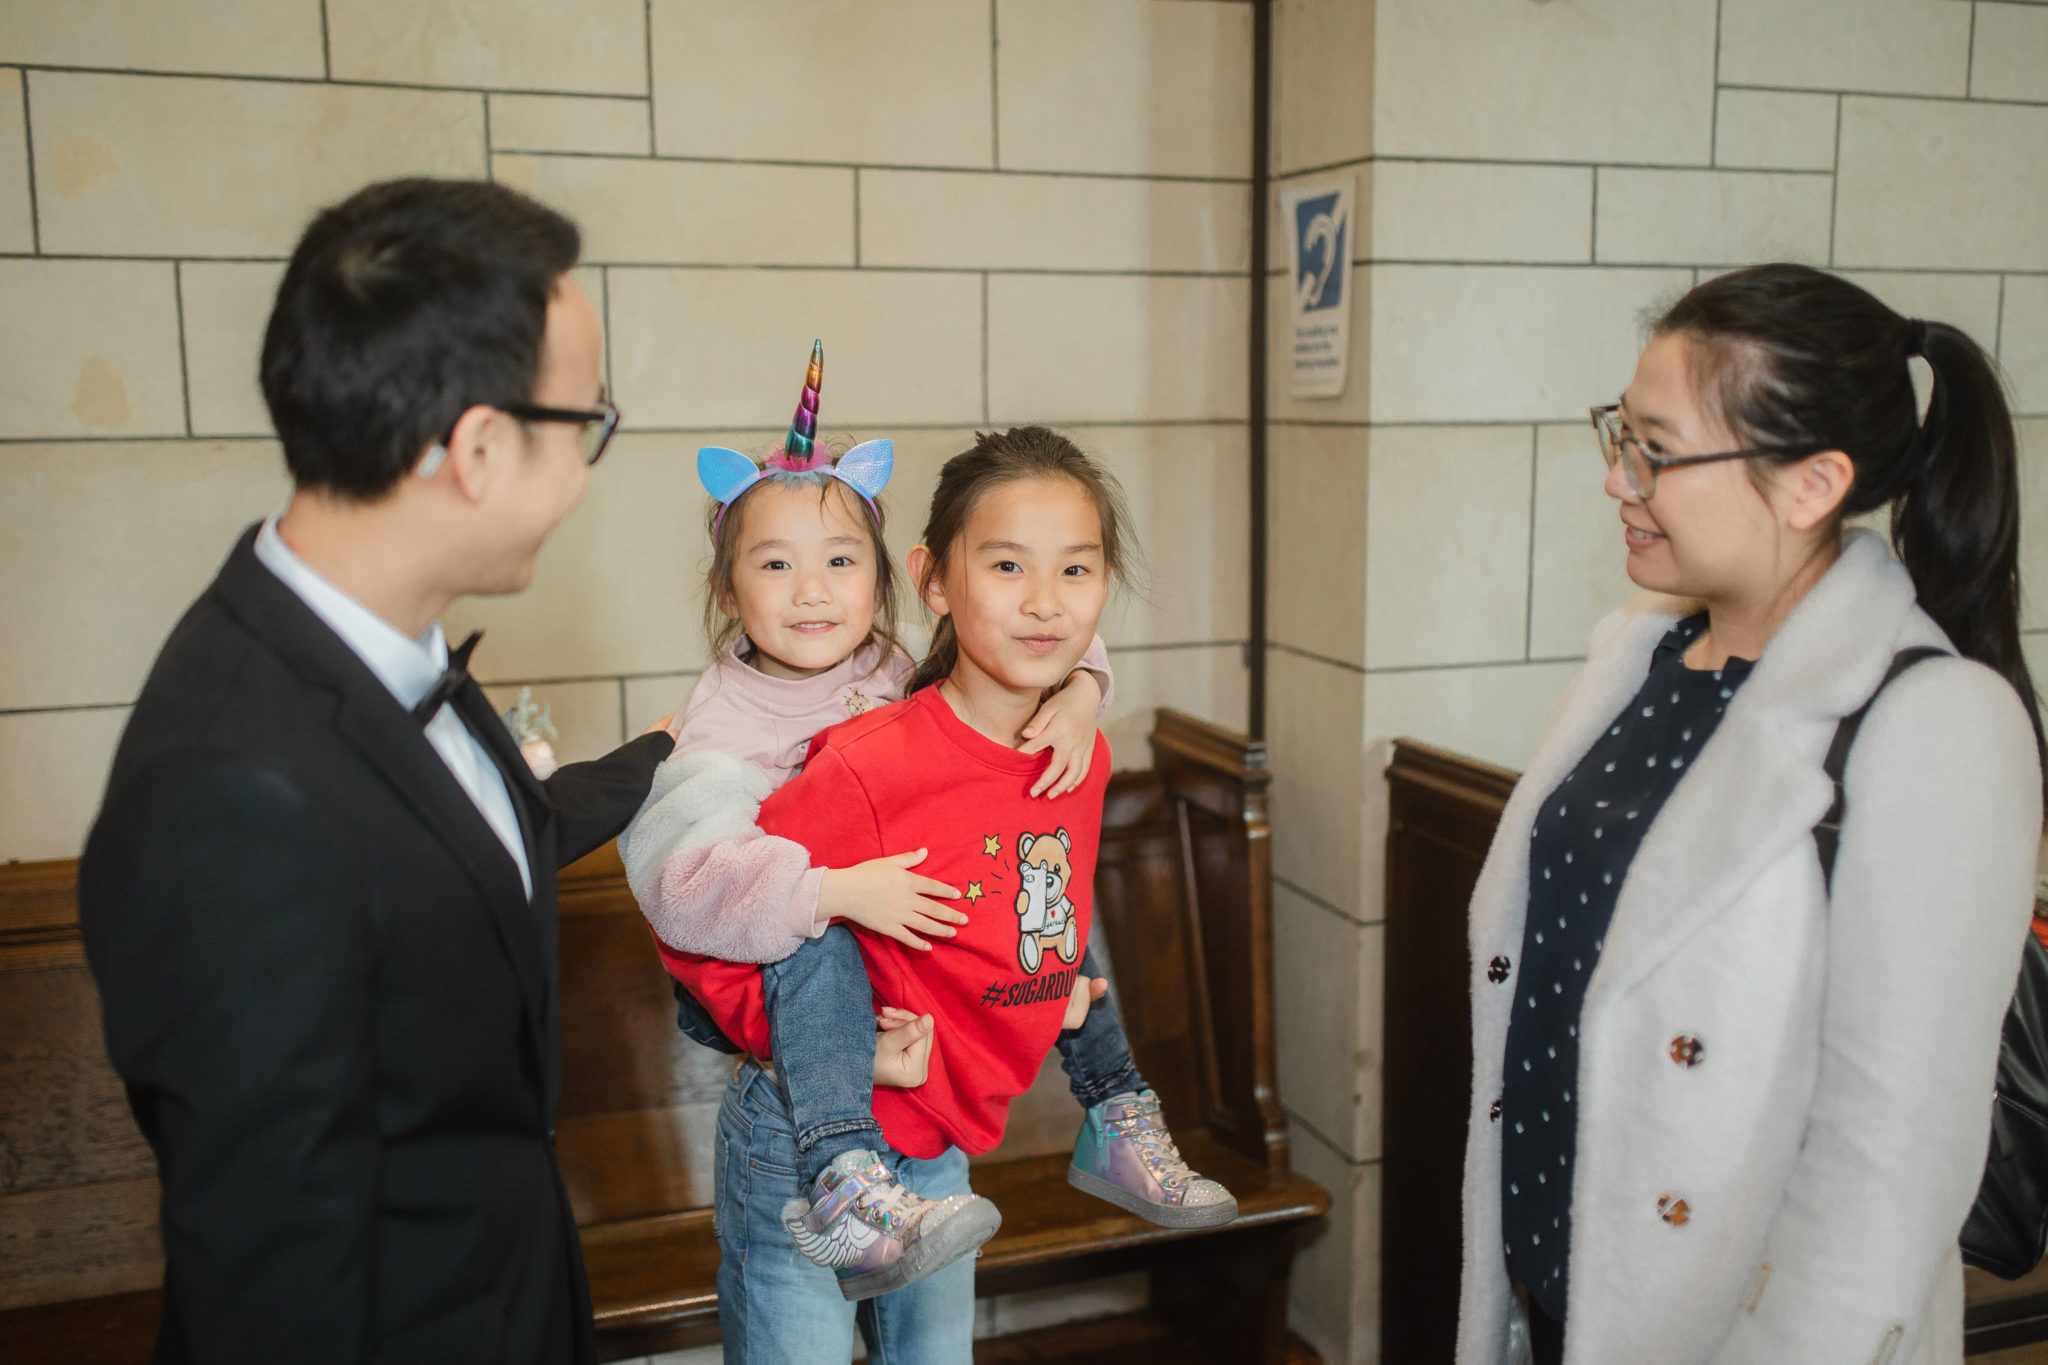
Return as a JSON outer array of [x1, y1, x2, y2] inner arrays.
[[659, 684, 1112, 1158]]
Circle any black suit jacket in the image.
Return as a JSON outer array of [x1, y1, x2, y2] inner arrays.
[[78, 526, 671, 1365]]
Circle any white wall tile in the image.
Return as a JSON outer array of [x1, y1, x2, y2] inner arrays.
[[2026, 634, 2048, 723], [1595, 169, 1833, 267], [493, 154, 854, 266], [1713, 89, 1839, 172], [651, 0, 991, 167], [1071, 424, 1250, 648], [1364, 426, 1532, 670], [860, 170, 1250, 274], [1374, 0, 1715, 164], [1371, 162, 1591, 265], [1974, 2, 2048, 102], [1275, 885, 1382, 1162], [1529, 422, 1637, 660], [1718, 0, 1972, 97], [1271, 0, 1372, 178], [2018, 419, 2048, 631], [0, 440, 288, 710], [1835, 96, 2048, 271], [0, 707, 128, 862], [997, 0, 1252, 178], [29, 71, 485, 258], [488, 94, 651, 156], [0, 0, 325, 78], [181, 260, 285, 439], [0, 69, 32, 253], [2004, 276, 2048, 417], [987, 274, 1249, 424], [326, 0, 647, 95], [1266, 647, 1365, 914], [1363, 660, 1580, 772], [607, 270, 984, 428], [1367, 265, 1688, 424], [0, 259, 184, 439], [1098, 644, 1249, 770], [479, 679, 624, 766], [1838, 271, 2004, 356], [624, 672, 700, 737], [1286, 1122, 1380, 1365], [1270, 423, 1368, 666], [445, 432, 712, 681]]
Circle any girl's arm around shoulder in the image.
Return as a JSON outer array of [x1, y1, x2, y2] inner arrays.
[[1710, 657, 2041, 1364]]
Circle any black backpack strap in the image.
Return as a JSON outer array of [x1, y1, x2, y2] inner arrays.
[[1815, 646, 1950, 893]]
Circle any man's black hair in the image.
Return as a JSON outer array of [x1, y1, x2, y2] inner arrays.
[[259, 177, 582, 500]]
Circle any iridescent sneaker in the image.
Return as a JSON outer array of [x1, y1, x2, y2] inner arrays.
[[781, 1149, 1002, 1302], [1068, 1090, 1238, 1230]]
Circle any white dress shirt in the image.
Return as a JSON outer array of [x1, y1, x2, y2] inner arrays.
[[254, 516, 533, 898]]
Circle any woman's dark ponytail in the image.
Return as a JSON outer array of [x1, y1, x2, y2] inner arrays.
[[1891, 321, 2031, 724], [1657, 265, 2045, 791]]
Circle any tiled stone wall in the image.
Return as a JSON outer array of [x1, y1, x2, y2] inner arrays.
[[1266, 3, 2048, 1362], [0, 0, 1256, 864]]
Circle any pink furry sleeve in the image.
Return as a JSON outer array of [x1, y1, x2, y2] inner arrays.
[[642, 831, 828, 965]]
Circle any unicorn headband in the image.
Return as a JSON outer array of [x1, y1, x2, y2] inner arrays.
[[698, 340, 893, 532]]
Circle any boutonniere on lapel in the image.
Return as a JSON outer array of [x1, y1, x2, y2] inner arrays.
[[501, 687, 559, 779]]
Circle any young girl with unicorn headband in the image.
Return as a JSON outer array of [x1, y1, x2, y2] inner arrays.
[[621, 350, 1235, 1354]]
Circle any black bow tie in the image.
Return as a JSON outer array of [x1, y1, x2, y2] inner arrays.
[[412, 630, 483, 725]]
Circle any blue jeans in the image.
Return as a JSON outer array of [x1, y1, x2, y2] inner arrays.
[[1055, 946, 1148, 1107], [679, 935, 1148, 1185], [714, 1061, 975, 1365]]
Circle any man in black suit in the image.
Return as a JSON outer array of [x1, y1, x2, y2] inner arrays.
[[78, 178, 677, 1365]]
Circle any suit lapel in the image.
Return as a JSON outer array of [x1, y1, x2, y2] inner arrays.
[[210, 526, 551, 1054]]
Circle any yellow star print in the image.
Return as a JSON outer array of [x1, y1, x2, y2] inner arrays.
[[982, 834, 1001, 858], [965, 881, 985, 904]]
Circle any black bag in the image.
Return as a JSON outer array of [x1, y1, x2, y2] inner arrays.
[[1817, 646, 2048, 1280]]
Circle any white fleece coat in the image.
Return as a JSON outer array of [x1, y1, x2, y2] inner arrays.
[[1457, 531, 2042, 1365]]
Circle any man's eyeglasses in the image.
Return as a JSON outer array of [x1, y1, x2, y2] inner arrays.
[[502, 396, 621, 466], [1591, 404, 1803, 498]]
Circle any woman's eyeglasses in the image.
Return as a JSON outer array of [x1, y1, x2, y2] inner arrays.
[[502, 396, 622, 466], [1591, 404, 1800, 498]]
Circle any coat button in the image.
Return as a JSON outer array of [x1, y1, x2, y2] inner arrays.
[[1489, 1098, 1503, 1123], [1486, 955, 1512, 984], [1656, 1194, 1691, 1226], [1669, 1036, 1704, 1068]]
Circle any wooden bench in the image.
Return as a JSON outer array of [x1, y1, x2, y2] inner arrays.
[[1379, 739, 2048, 1361], [0, 709, 1329, 1363]]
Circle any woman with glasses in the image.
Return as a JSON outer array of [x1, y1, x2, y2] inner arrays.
[[1456, 263, 2045, 1365]]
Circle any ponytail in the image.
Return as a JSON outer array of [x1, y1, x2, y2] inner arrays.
[[1890, 322, 2041, 764], [1656, 265, 2046, 794]]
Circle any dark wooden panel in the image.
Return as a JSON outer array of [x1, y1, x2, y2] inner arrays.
[[1381, 742, 1517, 1365]]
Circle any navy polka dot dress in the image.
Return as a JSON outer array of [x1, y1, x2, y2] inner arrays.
[[1499, 613, 1754, 1321]]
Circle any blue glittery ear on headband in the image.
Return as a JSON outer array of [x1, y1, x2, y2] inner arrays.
[[698, 446, 763, 505], [831, 439, 894, 501]]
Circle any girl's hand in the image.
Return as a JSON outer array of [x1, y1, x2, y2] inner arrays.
[[873, 1009, 934, 1088], [1062, 976, 1110, 1030], [1020, 670, 1103, 799], [818, 849, 966, 951]]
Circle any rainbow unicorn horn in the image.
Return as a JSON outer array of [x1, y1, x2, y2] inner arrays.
[[780, 339, 825, 468]]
